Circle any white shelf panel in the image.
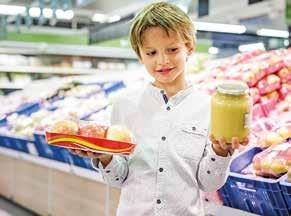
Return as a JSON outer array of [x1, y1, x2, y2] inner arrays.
[[0, 146, 104, 183], [0, 65, 99, 75]]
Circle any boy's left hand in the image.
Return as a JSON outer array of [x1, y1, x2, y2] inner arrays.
[[210, 135, 249, 157]]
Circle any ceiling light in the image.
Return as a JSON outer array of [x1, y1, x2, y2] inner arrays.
[[257, 28, 289, 38], [0, 4, 25, 15], [92, 13, 107, 23], [238, 43, 265, 52], [208, 47, 219, 55], [107, 15, 121, 23], [194, 21, 246, 34], [56, 9, 74, 20]]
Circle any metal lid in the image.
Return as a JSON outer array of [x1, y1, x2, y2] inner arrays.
[[217, 81, 248, 95]]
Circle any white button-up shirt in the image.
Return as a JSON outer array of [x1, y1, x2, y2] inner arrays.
[[92, 83, 232, 216]]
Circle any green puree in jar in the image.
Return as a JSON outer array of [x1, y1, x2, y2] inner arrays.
[[210, 82, 252, 144]]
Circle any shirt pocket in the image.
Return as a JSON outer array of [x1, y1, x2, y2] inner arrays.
[[174, 123, 208, 161]]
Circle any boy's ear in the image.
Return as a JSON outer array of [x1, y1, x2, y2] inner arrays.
[[186, 44, 195, 56]]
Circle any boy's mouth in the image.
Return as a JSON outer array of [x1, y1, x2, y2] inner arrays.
[[156, 67, 175, 75]]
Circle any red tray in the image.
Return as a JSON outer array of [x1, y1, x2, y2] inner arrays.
[[45, 131, 136, 155]]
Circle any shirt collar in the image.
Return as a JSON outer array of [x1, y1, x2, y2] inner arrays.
[[146, 81, 195, 106]]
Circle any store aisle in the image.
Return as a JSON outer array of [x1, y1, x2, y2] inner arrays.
[[0, 197, 37, 216]]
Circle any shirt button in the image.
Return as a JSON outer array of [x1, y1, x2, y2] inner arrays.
[[115, 178, 120, 181], [157, 199, 161, 204], [159, 168, 163, 172], [161, 136, 166, 141], [192, 126, 196, 131], [207, 170, 211, 174], [211, 157, 216, 162], [166, 106, 170, 111]]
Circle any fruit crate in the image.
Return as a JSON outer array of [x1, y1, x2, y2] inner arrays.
[[280, 175, 291, 213], [34, 131, 94, 170], [34, 131, 69, 163], [0, 103, 40, 152], [219, 147, 289, 216]]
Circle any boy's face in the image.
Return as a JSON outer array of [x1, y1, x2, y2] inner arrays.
[[139, 27, 192, 88]]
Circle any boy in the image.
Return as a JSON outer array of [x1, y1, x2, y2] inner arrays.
[[71, 2, 247, 215]]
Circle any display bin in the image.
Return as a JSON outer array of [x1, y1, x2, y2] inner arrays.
[[34, 131, 94, 170], [220, 147, 289, 216], [34, 131, 68, 163], [0, 134, 35, 153], [70, 154, 95, 170], [103, 81, 125, 95], [0, 102, 40, 126], [0, 103, 40, 152], [280, 175, 291, 213]]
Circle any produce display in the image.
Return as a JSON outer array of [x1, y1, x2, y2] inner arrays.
[[252, 142, 291, 178]]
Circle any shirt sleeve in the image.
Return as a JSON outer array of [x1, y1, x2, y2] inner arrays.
[[91, 156, 129, 188], [91, 96, 129, 187], [196, 139, 232, 192]]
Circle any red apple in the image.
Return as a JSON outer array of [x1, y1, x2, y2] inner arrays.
[[79, 123, 107, 138], [50, 120, 79, 135]]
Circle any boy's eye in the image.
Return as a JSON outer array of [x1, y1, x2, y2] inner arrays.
[[168, 48, 178, 53], [146, 51, 156, 56]]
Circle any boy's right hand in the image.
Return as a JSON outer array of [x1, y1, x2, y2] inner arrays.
[[69, 149, 113, 167]]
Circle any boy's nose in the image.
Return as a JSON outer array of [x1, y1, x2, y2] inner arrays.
[[157, 53, 169, 65]]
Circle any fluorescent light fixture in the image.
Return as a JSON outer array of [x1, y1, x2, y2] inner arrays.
[[257, 28, 289, 38], [194, 21, 246, 34], [107, 15, 121, 23], [29, 7, 41, 17], [92, 13, 107, 23], [56, 9, 74, 20], [208, 47, 219, 55], [29, 7, 73, 20], [0, 4, 25, 15], [238, 43, 265, 52]]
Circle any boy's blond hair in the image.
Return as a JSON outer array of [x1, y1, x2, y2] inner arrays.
[[129, 2, 196, 58]]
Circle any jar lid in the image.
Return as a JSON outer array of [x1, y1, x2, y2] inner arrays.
[[217, 82, 248, 95]]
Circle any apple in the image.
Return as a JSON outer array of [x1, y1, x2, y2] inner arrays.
[[79, 123, 107, 138], [277, 126, 291, 140], [265, 132, 284, 147], [270, 160, 287, 174], [261, 159, 271, 171], [50, 120, 79, 135], [106, 125, 133, 143]]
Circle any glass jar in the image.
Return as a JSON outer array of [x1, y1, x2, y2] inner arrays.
[[210, 82, 252, 144]]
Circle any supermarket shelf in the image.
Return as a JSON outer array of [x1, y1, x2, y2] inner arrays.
[[0, 41, 137, 59], [204, 201, 259, 216], [0, 146, 104, 183], [0, 65, 98, 75], [0, 83, 26, 90]]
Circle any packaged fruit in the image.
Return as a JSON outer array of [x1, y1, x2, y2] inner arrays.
[[50, 119, 79, 135], [46, 120, 135, 155], [79, 123, 107, 138], [210, 81, 252, 144], [252, 142, 291, 178], [256, 74, 281, 95], [106, 125, 133, 143]]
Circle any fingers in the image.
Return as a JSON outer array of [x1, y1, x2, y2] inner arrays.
[[241, 136, 249, 146], [231, 137, 240, 149], [218, 137, 229, 150], [69, 149, 106, 158], [209, 134, 218, 144]]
